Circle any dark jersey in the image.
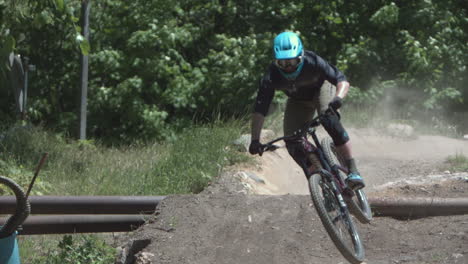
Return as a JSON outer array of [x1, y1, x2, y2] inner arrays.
[[254, 50, 347, 116]]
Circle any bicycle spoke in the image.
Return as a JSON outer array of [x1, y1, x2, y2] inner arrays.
[[326, 197, 356, 251], [310, 173, 365, 263], [337, 220, 354, 247]]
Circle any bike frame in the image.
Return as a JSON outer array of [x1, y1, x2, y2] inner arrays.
[[261, 108, 366, 263], [309, 131, 354, 198], [263, 109, 353, 199], [307, 131, 355, 212]]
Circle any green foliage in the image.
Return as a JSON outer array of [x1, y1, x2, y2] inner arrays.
[[445, 153, 468, 172], [0, 124, 65, 166], [28, 235, 116, 264], [142, 120, 250, 194], [0, 158, 51, 195], [370, 2, 399, 29], [0, 0, 467, 141], [337, 0, 467, 113], [0, 119, 248, 195]]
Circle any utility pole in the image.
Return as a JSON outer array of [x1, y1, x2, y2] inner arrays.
[[9, 53, 24, 116], [22, 57, 30, 121], [8, 54, 35, 120], [79, 0, 90, 140]]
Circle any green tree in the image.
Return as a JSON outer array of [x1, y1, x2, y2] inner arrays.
[[1, 0, 466, 142]]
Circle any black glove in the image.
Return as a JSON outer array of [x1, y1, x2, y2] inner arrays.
[[329, 96, 343, 110], [249, 139, 264, 156]]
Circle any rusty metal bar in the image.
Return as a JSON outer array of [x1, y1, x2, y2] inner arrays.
[[0, 215, 148, 235], [0, 196, 165, 215], [25, 153, 48, 199], [2, 195, 467, 222], [369, 197, 468, 218]]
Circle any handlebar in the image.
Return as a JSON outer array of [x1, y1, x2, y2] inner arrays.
[[260, 107, 339, 153]]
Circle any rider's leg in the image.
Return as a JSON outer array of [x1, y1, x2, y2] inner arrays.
[[318, 82, 365, 190], [336, 141, 358, 173], [283, 98, 321, 176]]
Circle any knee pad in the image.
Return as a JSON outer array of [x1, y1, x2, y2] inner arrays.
[[320, 114, 350, 146]]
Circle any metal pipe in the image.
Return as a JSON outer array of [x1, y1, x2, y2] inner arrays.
[[0, 196, 165, 215], [0, 215, 148, 235], [1, 195, 465, 220], [369, 197, 468, 218]]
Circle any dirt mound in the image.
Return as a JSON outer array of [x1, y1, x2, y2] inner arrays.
[[371, 174, 468, 199], [117, 128, 468, 264], [231, 127, 468, 195], [118, 193, 467, 264]]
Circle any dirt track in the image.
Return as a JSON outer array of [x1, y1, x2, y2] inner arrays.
[[118, 127, 468, 264]]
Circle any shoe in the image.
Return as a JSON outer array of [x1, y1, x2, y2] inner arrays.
[[346, 173, 365, 190]]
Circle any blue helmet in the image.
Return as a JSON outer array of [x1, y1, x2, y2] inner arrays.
[[274, 32, 303, 59], [273, 32, 304, 79]]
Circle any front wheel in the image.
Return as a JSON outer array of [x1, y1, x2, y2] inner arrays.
[[347, 189, 372, 224], [321, 137, 372, 224], [309, 173, 365, 264]]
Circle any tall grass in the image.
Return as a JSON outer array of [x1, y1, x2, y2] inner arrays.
[[0, 120, 249, 263], [445, 153, 468, 172], [0, 120, 249, 196], [18, 234, 116, 264]]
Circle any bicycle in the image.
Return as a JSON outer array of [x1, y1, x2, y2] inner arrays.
[[260, 108, 372, 264]]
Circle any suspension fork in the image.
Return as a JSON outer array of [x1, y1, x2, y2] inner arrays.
[[320, 169, 348, 210], [310, 131, 332, 172], [300, 131, 332, 179], [311, 131, 350, 195]]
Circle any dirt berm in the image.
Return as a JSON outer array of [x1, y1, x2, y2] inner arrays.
[[117, 127, 468, 264]]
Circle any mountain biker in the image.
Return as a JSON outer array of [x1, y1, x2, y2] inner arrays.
[[248, 31, 365, 190]]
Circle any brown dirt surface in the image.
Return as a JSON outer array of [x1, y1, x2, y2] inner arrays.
[[117, 127, 468, 264], [371, 176, 468, 199]]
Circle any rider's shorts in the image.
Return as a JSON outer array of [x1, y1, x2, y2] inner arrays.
[[283, 81, 350, 167], [283, 81, 336, 136]]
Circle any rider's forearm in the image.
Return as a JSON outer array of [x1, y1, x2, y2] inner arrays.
[[251, 112, 265, 141], [336, 81, 350, 99]]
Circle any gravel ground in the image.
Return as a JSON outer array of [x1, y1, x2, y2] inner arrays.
[[117, 127, 468, 264]]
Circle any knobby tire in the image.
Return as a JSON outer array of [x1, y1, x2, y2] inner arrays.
[[321, 137, 373, 224], [309, 173, 365, 264]]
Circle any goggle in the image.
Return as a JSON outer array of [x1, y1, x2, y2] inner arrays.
[[275, 56, 303, 70]]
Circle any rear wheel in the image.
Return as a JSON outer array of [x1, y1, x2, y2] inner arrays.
[[321, 137, 372, 224], [309, 173, 365, 263]]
